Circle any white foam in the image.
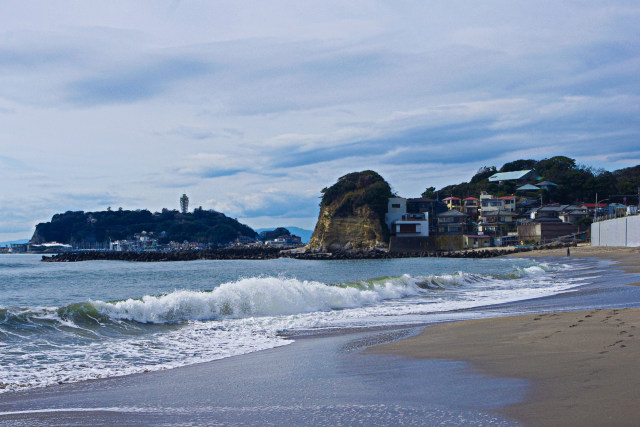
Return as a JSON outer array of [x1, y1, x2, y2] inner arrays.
[[91, 276, 424, 324]]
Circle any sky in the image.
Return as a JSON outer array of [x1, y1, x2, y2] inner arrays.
[[1, 1, 639, 241]]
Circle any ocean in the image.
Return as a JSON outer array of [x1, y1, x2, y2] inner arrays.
[[0, 254, 590, 394]]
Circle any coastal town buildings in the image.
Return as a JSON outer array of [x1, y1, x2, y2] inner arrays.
[[384, 168, 637, 251]]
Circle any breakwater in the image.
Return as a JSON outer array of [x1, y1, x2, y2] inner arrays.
[[41, 242, 576, 262]]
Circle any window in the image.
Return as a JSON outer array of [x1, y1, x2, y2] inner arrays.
[[392, 203, 401, 208], [398, 224, 418, 233]]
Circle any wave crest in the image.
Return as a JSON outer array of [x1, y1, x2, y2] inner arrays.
[[91, 276, 424, 324], [3, 262, 561, 328]]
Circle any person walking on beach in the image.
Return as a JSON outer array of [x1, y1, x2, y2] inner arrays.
[[567, 247, 571, 257]]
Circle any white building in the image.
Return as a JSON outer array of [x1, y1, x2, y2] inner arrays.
[[385, 198, 429, 237], [385, 197, 407, 230]]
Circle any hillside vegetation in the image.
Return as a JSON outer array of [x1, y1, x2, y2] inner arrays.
[[434, 156, 639, 203], [31, 208, 257, 245]]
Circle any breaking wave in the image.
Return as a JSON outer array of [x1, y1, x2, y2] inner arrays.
[[2, 265, 559, 329], [0, 261, 576, 393]]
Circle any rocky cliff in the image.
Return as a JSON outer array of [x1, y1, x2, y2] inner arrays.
[[308, 171, 393, 251]]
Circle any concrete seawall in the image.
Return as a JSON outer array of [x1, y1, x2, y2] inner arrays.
[[591, 215, 640, 247]]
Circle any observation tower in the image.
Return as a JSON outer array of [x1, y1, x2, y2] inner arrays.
[[180, 194, 189, 214]]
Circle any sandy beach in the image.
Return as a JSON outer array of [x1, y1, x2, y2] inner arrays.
[[373, 245, 640, 426]]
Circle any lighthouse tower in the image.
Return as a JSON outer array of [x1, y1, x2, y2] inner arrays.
[[180, 194, 189, 214]]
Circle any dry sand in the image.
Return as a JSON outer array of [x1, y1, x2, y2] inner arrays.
[[372, 246, 640, 426]]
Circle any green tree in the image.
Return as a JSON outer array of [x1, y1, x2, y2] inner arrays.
[[421, 186, 436, 199]]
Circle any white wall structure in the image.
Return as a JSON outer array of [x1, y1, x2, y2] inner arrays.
[[591, 215, 640, 247], [394, 219, 430, 237], [385, 197, 407, 230]]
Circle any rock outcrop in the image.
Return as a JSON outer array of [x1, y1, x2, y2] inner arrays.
[[307, 171, 393, 252]]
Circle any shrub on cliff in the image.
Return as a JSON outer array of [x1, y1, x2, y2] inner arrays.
[[321, 171, 393, 219]]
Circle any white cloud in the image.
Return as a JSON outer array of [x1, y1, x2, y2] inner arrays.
[[0, 1, 639, 239]]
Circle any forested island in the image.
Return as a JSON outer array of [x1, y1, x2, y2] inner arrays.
[[31, 208, 258, 247]]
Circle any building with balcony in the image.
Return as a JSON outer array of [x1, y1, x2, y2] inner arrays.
[[442, 196, 462, 212], [462, 197, 480, 217], [437, 210, 470, 234]]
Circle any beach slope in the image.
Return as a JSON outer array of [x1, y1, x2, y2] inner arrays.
[[372, 308, 640, 426]]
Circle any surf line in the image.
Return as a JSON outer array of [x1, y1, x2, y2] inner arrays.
[[0, 406, 152, 416]]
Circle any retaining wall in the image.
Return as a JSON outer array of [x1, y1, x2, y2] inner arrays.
[[591, 215, 640, 247], [389, 236, 435, 253]]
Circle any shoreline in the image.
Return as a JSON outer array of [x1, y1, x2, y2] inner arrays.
[[2, 246, 639, 425], [372, 245, 640, 426], [508, 244, 640, 275]]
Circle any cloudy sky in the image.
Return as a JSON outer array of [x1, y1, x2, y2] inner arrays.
[[1, 1, 639, 241]]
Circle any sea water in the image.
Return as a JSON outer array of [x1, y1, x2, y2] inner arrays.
[[0, 254, 590, 393]]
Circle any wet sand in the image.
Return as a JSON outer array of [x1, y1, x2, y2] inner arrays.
[[0, 328, 523, 426], [373, 245, 640, 426]]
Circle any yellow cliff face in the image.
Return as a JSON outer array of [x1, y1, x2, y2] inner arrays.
[[307, 205, 387, 251], [307, 170, 393, 252]]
